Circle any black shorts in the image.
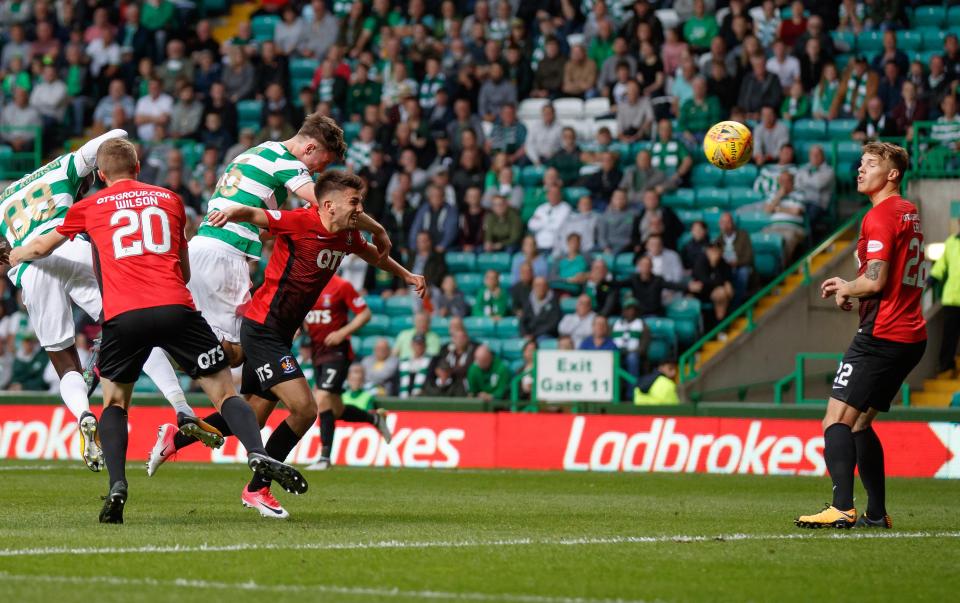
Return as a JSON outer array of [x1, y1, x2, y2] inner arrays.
[[240, 318, 303, 402], [313, 355, 350, 394], [99, 305, 227, 383], [832, 333, 926, 412]]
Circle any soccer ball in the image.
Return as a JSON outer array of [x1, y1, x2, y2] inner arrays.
[[703, 121, 753, 170]]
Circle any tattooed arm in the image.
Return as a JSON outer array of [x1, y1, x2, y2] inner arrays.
[[821, 260, 888, 311]]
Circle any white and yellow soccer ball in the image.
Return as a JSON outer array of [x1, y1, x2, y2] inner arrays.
[[703, 121, 753, 170]]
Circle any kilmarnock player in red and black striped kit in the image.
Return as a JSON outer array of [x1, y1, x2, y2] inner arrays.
[[304, 275, 393, 471], [796, 142, 927, 529], [152, 170, 425, 518], [8, 138, 307, 523]]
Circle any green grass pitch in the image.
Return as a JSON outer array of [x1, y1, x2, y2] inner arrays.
[[0, 460, 958, 602]]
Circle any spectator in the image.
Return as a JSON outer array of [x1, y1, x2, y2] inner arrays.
[[798, 37, 828, 93], [650, 119, 693, 189], [447, 99, 486, 152], [547, 127, 583, 185], [793, 14, 834, 61], [346, 63, 382, 120], [222, 46, 255, 104], [766, 39, 800, 90], [419, 56, 447, 112], [925, 56, 952, 111], [638, 40, 667, 98], [558, 294, 596, 348], [877, 61, 905, 117], [689, 242, 735, 327], [715, 211, 754, 304], [30, 63, 67, 126], [811, 62, 840, 120], [795, 144, 836, 225], [612, 299, 650, 377], [361, 338, 399, 396], [487, 103, 527, 164], [753, 105, 791, 166], [474, 270, 511, 318], [30, 21, 60, 62], [158, 39, 194, 95], [645, 235, 684, 289], [340, 364, 375, 410], [669, 55, 699, 115], [597, 189, 635, 254], [478, 62, 518, 121], [1, 25, 29, 71], [890, 81, 928, 138], [931, 95, 960, 151], [518, 339, 537, 399], [527, 183, 572, 252], [633, 361, 680, 405], [387, 149, 429, 200], [511, 235, 550, 284], [555, 196, 598, 257], [0, 87, 41, 151], [747, 171, 807, 261], [257, 111, 296, 145], [520, 276, 562, 341], [8, 331, 50, 392], [620, 255, 665, 317], [409, 185, 459, 253], [562, 43, 597, 97], [408, 231, 448, 289], [706, 58, 737, 114], [274, 4, 306, 55], [780, 81, 810, 122], [134, 77, 173, 141], [683, 0, 718, 52], [483, 195, 523, 253], [852, 97, 896, 142], [511, 261, 535, 314], [466, 344, 512, 401], [738, 53, 783, 120], [830, 56, 877, 119], [754, 143, 797, 196], [581, 151, 623, 205], [620, 151, 668, 205], [204, 82, 238, 138], [579, 315, 617, 351], [616, 81, 654, 144], [483, 167, 524, 210], [681, 220, 711, 270], [752, 0, 781, 48], [434, 275, 470, 319], [422, 359, 468, 397], [678, 77, 722, 146], [871, 30, 909, 76], [588, 17, 615, 72], [531, 36, 566, 98], [584, 258, 620, 317], [551, 233, 590, 294], [397, 335, 432, 398], [86, 26, 121, 85], [525, 103, 563, 166], [430, 326, 477, 389], [169, 83, 203, 139], [632, 189, 685, 252], [459, 187, 486, 252], [931, 224, 960, 375], [300, 0, 340, 60], [394, 312, 442, 361], [200, 113, 233, 157]]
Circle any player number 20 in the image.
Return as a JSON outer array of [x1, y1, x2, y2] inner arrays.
[[111, 207, 171, 259]]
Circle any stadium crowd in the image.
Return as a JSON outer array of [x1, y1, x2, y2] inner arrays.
[[1, 0, 960, 402]]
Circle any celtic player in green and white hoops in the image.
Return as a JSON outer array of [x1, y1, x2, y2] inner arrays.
[[0, 129, 208, 472], [186, 113, 391, 368]]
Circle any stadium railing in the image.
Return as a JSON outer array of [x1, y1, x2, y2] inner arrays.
[[910, 120, 960, 178], [0, 126, 42, 181], [678, 206, 870, 386], [773, 352, 910, 406]]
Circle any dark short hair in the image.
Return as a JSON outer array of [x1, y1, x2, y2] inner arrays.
[[314, 169, 365, 201], [298, 112, 346, 161]]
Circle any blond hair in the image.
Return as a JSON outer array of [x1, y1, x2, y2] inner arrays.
[[862, 141, 909, 184]]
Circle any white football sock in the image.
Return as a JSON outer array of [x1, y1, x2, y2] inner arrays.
[[60, 370, 90, 422], [143, 348, 195, 416]]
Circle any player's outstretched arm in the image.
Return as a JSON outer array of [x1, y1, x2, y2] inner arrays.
[[356, 242, 426, 298], [7, 231, 69, 266], [207, 204, 269, 228], [352, 212, 391, 261]]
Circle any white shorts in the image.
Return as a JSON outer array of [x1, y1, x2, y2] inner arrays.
[[186, 237, 252, 344], [12, 238, 102, 351]]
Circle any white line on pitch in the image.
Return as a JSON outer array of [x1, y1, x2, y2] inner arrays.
[[0, 572, 644, 603], [0, 464, 66, 471], [1, 531, 959, 558]]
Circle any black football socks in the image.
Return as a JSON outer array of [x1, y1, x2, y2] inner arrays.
[[824, 423, 856, 510], [854, 426, 887, 519], [99, 405, 128, 488], [247, 419, 301, 492], [319, 409, 335, 459]]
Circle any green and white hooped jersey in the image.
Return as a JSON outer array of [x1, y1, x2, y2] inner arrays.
[[196, 141, 313, 259]]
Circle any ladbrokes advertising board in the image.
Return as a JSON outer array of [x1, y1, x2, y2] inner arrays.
[[0, 406, 956, 478]]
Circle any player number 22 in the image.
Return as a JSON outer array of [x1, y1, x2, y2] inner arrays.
[[111, 207, 171, 259], [901, 237, 926, 288]]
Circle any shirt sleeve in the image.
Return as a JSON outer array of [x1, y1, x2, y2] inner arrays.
[[55, 202, 87, 241], [263, 208, 316, 236], [862, 210, 894, 262], [276, 159, 314, 195], [72, 128, 128, 177], [343, 280, 368, 314]]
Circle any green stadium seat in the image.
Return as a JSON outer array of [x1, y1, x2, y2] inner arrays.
[[726, 187, 765, 209], [896, 30, 923, 52], [835, 140, 863, 163], [237, 99, 263, 130], [695, 188, 730, 209], [501, 338, 527, 362], [496, 316, 520, 338], [918, 50, 943, 66], [722, 164, 757, 188], [384, 295, 415, 316], [289, 57, 319, 80], [791, 119, 827, 141], [661, 188, 696, 209], [463, 316, 498, 337], [751, 232, 785, 279], [560, 297, 577, 313], [477, 251, 512, 273], [836, 160, 857, 183], [827, 119, 859, 140], [610, 142, 633, 168], [539, 338, 559, 350], [431, 316, 450, 332], [913, 6, 946, 28], [358, 314, 390, 336], [521, 165, 545, 186], [949, 6, 960, 27], [342, 121, 362, 144], [737, 211, 772, 233], [856, 30, 885, 54], [834, 53, 853, 73], [389, 315, 414, 334], [458, 273, 484, 295], [691, 163, 725, 187], [644, 318, 677, 363], [251, 15, 280, 40], [830, 30, 856, 53], [445, 251, 476, 272], [614, 252, 635, 277], [595, 252, 614, 269], [666, 298, 702, 347], [563, 186, 591, 204], [365, 296, 385, 314], [920, 28, 947, 51], [701, 207, 724, 233], [486, 339, 503, 356], [676, 209, 704, 225], [358, 336, 378, 357]]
